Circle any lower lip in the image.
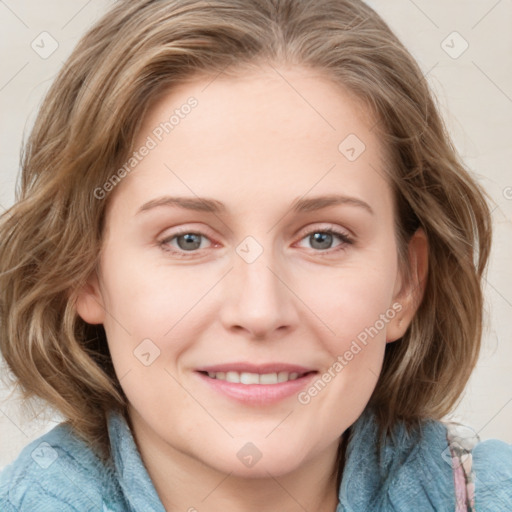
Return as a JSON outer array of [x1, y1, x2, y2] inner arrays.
[[195, 371, 318, 405]]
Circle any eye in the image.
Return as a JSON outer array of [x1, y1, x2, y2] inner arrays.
[[158, 225, 354, 258], [296, 226, 354, 253], [159, 229, 214, 256]]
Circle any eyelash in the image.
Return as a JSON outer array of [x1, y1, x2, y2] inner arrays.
[[158, 226, 354, 258]]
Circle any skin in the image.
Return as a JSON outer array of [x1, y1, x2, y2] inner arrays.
[[76, 64, 428, 512]]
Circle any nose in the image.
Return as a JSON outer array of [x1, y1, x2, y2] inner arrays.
[[219, 242, 299, 340]]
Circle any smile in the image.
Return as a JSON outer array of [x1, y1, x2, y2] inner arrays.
[[195, 370, 319, 405], [199, 370, 314, 384]]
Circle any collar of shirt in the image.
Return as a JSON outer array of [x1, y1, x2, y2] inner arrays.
[[107, 411, 166, 512], [105, 406, 455, 512]]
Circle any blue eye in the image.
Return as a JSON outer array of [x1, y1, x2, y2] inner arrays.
[[298, 229, 353, 253], [158, 226, 354, 258], [160, 231, 212, 255]]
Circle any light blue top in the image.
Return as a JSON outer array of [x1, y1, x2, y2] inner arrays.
[[1, 406, 511, 511]]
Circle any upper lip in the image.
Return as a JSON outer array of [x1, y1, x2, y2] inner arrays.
[[196, 362, 317, 375]]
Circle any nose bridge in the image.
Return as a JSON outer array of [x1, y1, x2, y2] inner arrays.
[[221, 235, 297, 337]]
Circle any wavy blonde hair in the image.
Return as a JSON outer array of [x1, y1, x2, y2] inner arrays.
[[0, 0, 491, 476]]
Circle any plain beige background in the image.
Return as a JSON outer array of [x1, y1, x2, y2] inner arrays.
[[0, 0, 511, 469]]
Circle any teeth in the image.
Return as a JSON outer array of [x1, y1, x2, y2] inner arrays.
[[260, 373, 279, 384], [226, 371, 240, 383], [240, 372, 260, 384], [205, 371, 303, 384]]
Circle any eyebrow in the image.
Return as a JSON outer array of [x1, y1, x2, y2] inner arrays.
[[136, 194, 374, 216], [137, 196, 226, 214], [291, 194, 374, 215]]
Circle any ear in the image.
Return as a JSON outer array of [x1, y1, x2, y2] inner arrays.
[[386, 227, 428, 343], [73, 268, 106, 325]]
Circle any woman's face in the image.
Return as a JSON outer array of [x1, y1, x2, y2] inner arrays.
[[77, 65, 421, 478]]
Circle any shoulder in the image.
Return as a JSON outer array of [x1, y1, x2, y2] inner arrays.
[[0, 422, 125, 511], [340, 409, 457, 510], [341, 408, 512, 511], [471, 436, 512, 509]]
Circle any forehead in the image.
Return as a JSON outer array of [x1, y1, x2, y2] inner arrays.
[[107, 65, 392, 218]]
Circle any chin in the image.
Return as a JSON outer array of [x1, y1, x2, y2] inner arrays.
[[201, 440, 305, 479]]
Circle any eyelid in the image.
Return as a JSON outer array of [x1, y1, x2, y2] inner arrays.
[[159, 224, 217, 242], [296, 222, 353, 239]]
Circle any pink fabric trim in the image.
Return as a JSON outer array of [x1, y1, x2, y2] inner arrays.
[[448, 438, 476, 511], [451, 455, 467, 512]]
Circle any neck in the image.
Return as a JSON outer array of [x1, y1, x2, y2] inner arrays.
[[127, 406, 343, 512]]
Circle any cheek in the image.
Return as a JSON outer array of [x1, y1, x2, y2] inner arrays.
[[302, 259, 398, 344], [100, 247, 211, 335], [296, 257, 398, 398], [97, 251, 215, 398], [294, 267, 397, 429], [299, 260, 399, 408]]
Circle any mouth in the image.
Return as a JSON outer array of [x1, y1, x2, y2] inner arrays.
[[196, 369, 317, 385], [194, 364, 319, 405]]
